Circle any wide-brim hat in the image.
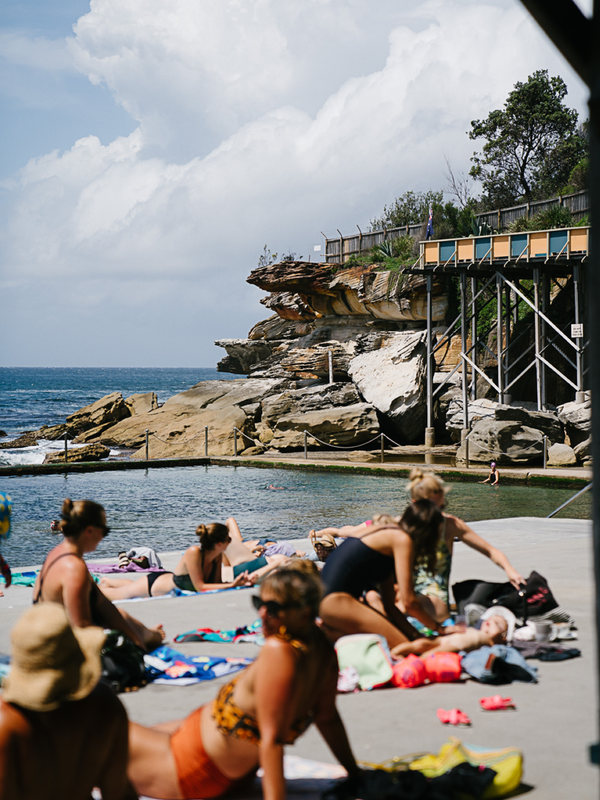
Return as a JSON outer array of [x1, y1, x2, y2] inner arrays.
[[480, 605, 516, 643], [3, 603, 105, 712]]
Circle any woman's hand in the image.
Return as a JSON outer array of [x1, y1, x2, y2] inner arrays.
[[231, 570, 251, 587], [506, 568, 525, 590]]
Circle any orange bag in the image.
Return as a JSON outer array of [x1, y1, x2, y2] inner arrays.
[[423, 652, 462, 683]]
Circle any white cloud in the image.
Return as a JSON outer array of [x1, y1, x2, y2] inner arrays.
[[0, 0, 591, 366], [0, 31, 74, 72]]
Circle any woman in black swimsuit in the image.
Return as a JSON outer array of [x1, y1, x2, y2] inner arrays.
[[319, 500, 445, 650], [100, 523, 252, 600], [33, 499, 164, 652]]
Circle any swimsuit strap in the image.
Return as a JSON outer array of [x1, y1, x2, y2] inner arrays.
[[33, 551, 84, 604]]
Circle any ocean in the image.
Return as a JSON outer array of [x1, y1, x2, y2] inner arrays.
[[0, 367, 238, 465], [0, 367, 592, 567]]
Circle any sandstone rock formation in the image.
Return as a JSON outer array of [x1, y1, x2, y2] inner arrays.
[[557, 399, 591, 446], [547, 443, 577, 467], [67, 392, 131, 437], [348, 331, 427, 441], [456, 420, 544, 464], [0, 432, 39, 450], [44, 443, 110, 464], [125, 392, 158, 416]]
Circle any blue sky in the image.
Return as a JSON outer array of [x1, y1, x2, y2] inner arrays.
[[0, 0, 591, 368]]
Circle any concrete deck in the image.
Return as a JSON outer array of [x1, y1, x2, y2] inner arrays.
[[0, 518, 597, 798]]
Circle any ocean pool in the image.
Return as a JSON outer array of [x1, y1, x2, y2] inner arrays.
[[0, 464, 591, 568]]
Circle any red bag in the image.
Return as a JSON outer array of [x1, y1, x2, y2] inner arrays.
[[423, 652, 462, 683], [391, 654, 427, 688]]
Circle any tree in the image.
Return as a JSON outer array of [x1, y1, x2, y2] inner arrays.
[[369, 189, 442, 231], [469, 70, 588, 209]]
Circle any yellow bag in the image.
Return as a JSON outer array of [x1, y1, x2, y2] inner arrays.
[[409, 736, 523, 798]]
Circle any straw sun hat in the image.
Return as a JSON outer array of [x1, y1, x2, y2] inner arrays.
[[2, 603, 105, 712]]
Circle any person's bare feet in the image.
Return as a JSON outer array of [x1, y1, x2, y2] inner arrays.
[[144, 624, 165, 652]]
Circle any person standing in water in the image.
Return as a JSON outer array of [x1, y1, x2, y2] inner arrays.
[[481, 462, 499, 486]]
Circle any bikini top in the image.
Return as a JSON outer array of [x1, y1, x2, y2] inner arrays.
[[212, 635, 312, 745], [33, 551, 102, 621]]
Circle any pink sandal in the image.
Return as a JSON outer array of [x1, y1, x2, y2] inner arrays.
[[480, 695, 516, 711], [437, 708, 471, 725]]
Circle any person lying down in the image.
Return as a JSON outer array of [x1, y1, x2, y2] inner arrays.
[[390, 607, 515, 660]]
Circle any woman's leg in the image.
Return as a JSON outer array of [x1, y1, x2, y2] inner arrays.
[[246, 554, 289, 583], [128, 722, 183, 799], [319, 592, 410, 649], [397, 593, 449, 624], [99, 576, 151, 600]]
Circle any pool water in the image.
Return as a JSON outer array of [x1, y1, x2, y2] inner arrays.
[[1, 465, 591, 568]]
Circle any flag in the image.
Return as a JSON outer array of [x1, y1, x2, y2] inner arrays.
[[425, 206, 434, 239]]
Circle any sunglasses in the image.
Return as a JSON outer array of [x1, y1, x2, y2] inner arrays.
[[251, 595, 302, 617], [96, 524, 110, 537]]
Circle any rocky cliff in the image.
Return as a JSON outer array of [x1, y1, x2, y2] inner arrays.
[[17, 259, 591, 466]]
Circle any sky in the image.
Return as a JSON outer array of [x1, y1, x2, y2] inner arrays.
[[0, 0, 592, 368]]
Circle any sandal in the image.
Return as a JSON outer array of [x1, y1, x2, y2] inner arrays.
[[480, 695, 516, 711], [437, 708, 471, 726]]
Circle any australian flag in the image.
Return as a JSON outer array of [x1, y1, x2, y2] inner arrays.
[[425, 206, 434, 239]]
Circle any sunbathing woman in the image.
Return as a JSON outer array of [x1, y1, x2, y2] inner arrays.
[[319, 500, 445, 650], [127, 562, 360, 800], [220, 517, 293, 579], [100, 523, 252, 600], [406, 468, 524, 623], [33, 499, 163, 652]]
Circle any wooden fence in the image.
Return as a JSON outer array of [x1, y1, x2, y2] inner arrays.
[[324, 190, 589, 264]]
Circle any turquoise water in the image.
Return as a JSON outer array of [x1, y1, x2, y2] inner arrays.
[[1, 465, 591, 568]]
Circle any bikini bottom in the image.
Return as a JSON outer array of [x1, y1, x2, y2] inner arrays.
[[147, 571, 173, 596], [171, 706, 241, 799]]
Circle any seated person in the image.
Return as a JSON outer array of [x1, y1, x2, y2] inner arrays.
[[34, 499, 163, 652], [127, 563, 360, 799], [0, 602, 136, 800], [220, 517, 292, 580], [390, 607, 515, 659], [100, 522, 252, 600]]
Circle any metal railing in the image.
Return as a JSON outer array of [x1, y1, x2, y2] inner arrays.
[[547, 482, 592, 518]]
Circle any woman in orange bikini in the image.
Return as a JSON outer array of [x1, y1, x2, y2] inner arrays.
[[128, 562, 360, 800]]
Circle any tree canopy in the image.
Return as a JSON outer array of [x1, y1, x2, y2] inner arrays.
[[469, 70, 587, 208], [369, 190, 442, 230]]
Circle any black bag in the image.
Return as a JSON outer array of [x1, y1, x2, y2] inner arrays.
[[100, 630, 147, 693], [453, 571, 559, 622]]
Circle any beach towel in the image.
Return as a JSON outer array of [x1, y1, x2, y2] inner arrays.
[[144, 645, 253, 686], [174, 619, 263, 645], [87, 561, 166, 574]]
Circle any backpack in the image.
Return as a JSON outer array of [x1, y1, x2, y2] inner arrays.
[[100, 630, 147, 693]]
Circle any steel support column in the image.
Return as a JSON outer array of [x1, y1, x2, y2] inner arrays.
[[471, 276, 478, 400], [425, 273, 435, 446], [573, 264, 585, 401], [533, 268, 543, 410], [496, 273, 504, 403], [460, 271, 469, 433]]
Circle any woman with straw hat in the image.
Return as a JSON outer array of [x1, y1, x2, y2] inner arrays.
[[0, 603, 136, 799]]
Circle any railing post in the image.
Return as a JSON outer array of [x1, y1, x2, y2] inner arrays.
[[64, 431, 68, 463], [234, 428, 238, 457], [543, 435, 548, 470], [145, 429, 149, 461], [380, 433, 384, 464], [304, 431, 308, 460], [328, 350, 334, 384], [205, 426, 208, 456]]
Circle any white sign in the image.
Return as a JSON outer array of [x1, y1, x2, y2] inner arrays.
[[571, 323, 584, 338], [313, 245, 321, 252]]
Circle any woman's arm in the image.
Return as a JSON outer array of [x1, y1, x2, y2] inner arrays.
[[391, 535, 443, 633], [184, 547, 249, 592], [449, 516, 523, 588], [313, 655, 360, 776], [255, 640, 298, 800]]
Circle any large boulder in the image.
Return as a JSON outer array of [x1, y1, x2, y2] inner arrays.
[[347, 331, 426, 442], [66, 392, 131, 436], [125, 392, 158, 416], [44, 443, 110, 464], [557, 399, 591, 446], [456, 419, 543, 464], [547, 443, 577, 467], [0, 432, 38, 450], [574, 437, 591, 464], [262, 383, 362, 429], [447, 399, 563, 445], [268, 403, 380, 451]]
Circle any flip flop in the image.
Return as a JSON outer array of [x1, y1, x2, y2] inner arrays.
[[437, 708, 471, 725], [480, 695, 516, 711]]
